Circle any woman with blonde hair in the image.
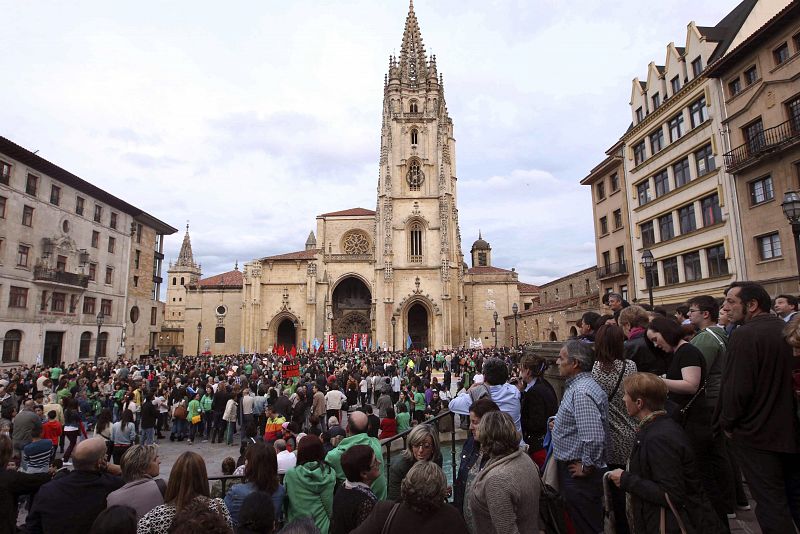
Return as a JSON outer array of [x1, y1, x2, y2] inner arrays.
[[468, 411, 540, 534], [107, 444, 165, 519], [386, 423, 442, 500], [353, 461, 467, 533], [137, 451, 231, 534]]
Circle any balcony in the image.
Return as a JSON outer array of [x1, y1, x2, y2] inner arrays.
[[724, 118, 800, 172], [323, 253, 372, 263], [597, 261, 628, 280], [33, 266, 89, 288]]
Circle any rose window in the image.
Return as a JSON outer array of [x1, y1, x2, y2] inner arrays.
[[343, 232, 370, 254]]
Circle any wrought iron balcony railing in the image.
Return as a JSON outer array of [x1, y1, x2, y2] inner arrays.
[[597, 261, 628, 279], [33, 266, 89, 288], [724, 118, 800, 172]]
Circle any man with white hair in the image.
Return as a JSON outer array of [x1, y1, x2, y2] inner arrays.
[[275, 439, 296, 475]]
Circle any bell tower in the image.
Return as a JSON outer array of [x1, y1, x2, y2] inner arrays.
[[164, 223, 201, 329], [374, 1, 464, 349]]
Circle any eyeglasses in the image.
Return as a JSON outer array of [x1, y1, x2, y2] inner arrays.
[[411, 442, 433, 451], [688, 308, 701, 313]]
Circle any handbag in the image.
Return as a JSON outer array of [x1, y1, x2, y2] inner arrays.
[[538, 454, 567, 533], [602, 471, 617, 534], [678, 383, 705, 426], [660, 493, 688, 534], [380, 502, 400, 534], [191, 414, 202, 425]]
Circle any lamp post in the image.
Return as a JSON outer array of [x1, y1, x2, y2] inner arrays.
[[493, 310, 499, 348], [512, 302, 519, 348], [94, 311, 104, 367], [390, 316, 396, 352], [641, 249, 655, 307], [782, 191, 800, 286], [196, 322, 202, 356]]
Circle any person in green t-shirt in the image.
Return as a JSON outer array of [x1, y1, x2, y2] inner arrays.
[[412, 384, 426, 423], [50, 366, 62, 380], [187, 392, 203, 443], [395, 403, 411, 433]]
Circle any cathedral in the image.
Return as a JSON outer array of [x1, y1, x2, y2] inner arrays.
[[159, 2, 540, 356]]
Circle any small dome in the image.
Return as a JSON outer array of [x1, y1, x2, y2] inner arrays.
[[470, 231, 490, 251]]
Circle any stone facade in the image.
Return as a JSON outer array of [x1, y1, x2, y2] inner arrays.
[[0, 136, 175, 366]]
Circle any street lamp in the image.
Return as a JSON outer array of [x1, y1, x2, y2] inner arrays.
[[512, 302, 519, 348], [196, 322, 202, 356], [493, 310, 499, 348], [94, 311, 104, 367], [782, 191, 800, 286], [641, 249, 655, 307], [390, 316, 396, 352]]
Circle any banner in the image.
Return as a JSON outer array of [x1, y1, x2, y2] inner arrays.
[[351, 333, 359, 349], [361, 333, 369, 349], [283, 363, 300, 378], [346, 338, 353, 352], [326, 334, 336, 351]]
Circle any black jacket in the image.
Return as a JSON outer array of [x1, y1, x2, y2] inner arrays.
[[624, 332, 668, 375], [453, 434, 481, 513], [0, 469, 49, 534], [620, 415, 724, 534], [520, 379, 558, 450], [140, 400, 158, 429]]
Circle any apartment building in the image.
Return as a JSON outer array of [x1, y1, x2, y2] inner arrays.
[[707, 1, 800, 295], [0, 136, 175, 366]]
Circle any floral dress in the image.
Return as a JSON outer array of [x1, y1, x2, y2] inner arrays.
[[591, 359, 638, 466]]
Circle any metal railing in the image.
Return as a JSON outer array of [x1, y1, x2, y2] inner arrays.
[[33, 266, 89, 288], [597, 261, 628, 279], [380, 410, 458, 488], [724, 118, 800, 171], [207, 474, 244, 497]]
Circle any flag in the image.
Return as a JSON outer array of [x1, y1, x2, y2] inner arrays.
[[361, 333, 369, 349], [406, 334, 412, 350], [277, 345, 285, 356], [290, 345, 297, 357], [302, 339, 307, 351]]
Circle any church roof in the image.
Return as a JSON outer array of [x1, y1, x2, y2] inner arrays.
[[261, 249, 319, 261], [319, 207, 376, 218], [470, 230, 490, 251], [518, 282, 540, 293], [175, 224, 198, 269], [197, 269, 243, 289], [467, 266, 514, 275]]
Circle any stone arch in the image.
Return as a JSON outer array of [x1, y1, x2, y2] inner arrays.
[[331, 275, 372, 341], [397, 296, 435, 351], [569, 326, 578, 338], [268, 311, 301, 348], [549, 331, 558, 341]]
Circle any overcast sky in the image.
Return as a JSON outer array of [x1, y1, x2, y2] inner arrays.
[[0, 0, 741, 286]]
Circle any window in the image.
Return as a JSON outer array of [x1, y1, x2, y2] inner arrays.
[[0, 161, 10, 185], [668, 113, 684, 142], [620, 284, 629, 301], [789, 96, 800, 132], [691, 56, 703, 77], [136, 224, 143, 244], [610, 173, 619, 192], [689, 97, 708, 128], [407, 160, 423, 191], [658, 214, 675, 241], [654, 170, 670, 197], [108, 236, 115, 253], [744, 66, 758, 85], [663, 257, 679, 285], [409, 100, 418, 113], [83, 297, 96, 314], [133, 275, 139, 287], [633, 141, 646, 166], [641, 221, 655, 247], [22, 205, 33, 227], [671, 75, 681, 95], [694, 144, 716, 176], [215, 327, 226, 343], [0, 196, 5, 218], [134, 250, 141, 269], [409, 223, 423, 262], [707, 244, 729, 276], [679, 204, 696, 234], [613, 209, 622, 230], [2, 330, 21, 362], [410, 129, 418, 145], [477, 251, 487, 266], [729, 77, 742, 96], [744, 119, 765, 153], [69, 294, 77, 313], [650, 267, 660, 287], [105, 267, 113, 285], [88, 263, 96, 281], [26, 174, 38, 196], [795, 32, 800, 52], [94, 204, 102, 223], [97, 332, 108, 358], [150, 307, 157, 326], [596, 181, 605, 200], [49, 185, 61, 206], [759, 233, 782, 260], [39, 291, 48, 311], [599, 216, 608, 235], [51, 292, 65, 313], [100, 299, 112, 317], [673, 158, 691, 188], [701, 193, 722, 226], [79, 332, 92, 359], [750, 175, 774, 205], [9, 286, 28, 308], [774, 43, 790, 65], [91, 231, 99, 248], [602, 251, 611, 267], [637, 181, 652, 206], [76, 196, 85, 216], [180, 277, 184, 285], [650, 128, 664, 153], [110, 212, 117, 230], [652, 93, 661, 110], [684, 251, 702, 281], [17, 245, 29, 267], [56, 255, 67, 272], [635, 107, 644, 123]]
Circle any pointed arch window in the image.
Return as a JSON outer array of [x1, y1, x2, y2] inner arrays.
[[407, 160, 424, 191], [410, 128, 418, 145], [409, 100, 418, 113], [79, 331, 92, 359], [409, 222, 423, 263]]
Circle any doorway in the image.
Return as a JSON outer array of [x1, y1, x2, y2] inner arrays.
[[407, 303, 429, 350], [277, 319, 297, 349], [43, 331, 63, 367]]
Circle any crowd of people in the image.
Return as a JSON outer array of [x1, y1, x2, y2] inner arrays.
[[0, 280, 799, 534]]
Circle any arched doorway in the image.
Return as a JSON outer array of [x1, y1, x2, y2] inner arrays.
[[332, 276, 372, 340], [407, 303, 429, 350], [277, 319, 296, 348], [549, 331, 558, 341], [569, 326, 578, 338]]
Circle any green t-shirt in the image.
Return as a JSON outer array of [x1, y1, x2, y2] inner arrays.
[[50, 367, 62, 380], [188, 399, 202, 420], [244, 364, 253, 375], [413, 391, 425, 412], [396, 412, 411, 433]]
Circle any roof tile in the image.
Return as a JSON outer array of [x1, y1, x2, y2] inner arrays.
[[319, 207, 376, 217]]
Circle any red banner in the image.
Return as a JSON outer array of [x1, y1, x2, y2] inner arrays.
[[351, 333, 358, 349], [361, 333, 369, 349], [283, 363, 299, 378], [346, 338, 353, 352], [326, 335, 336, 352]]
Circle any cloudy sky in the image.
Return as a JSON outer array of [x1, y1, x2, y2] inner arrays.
[[1, 0, 741, 286]]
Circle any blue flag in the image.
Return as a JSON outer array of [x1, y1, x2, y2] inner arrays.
[[302, 339, 307, 351], [406, 334, 412, 350]]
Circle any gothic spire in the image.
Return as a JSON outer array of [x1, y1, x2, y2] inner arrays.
[[399, 0, 427, 83], [176, 222, 197, 268]]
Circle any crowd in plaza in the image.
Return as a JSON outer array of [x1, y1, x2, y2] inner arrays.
[[1, 280, 799, 534]]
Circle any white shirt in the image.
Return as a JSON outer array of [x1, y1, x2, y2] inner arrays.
[[325, 390, 346, 410], [277, 450, 297, 474]]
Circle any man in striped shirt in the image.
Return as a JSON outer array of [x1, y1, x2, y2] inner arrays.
[[22, 423, 53, 473]]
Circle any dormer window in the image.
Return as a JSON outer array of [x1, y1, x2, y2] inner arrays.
[[411, 128, 418, 145], [651, 93, 660, 110], [409, 100, 419, 113], [691, 56, 703, 78], [671, 75, 681, 95], [635, 107, 644, 123]]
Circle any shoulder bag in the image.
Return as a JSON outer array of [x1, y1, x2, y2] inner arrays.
[[608, 360, 627, 401], [380, 502, 401, 534], [660, 493, 688, 534]]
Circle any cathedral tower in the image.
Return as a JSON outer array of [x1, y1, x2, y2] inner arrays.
[[164, 224, 201, 329], [374, 1, 464, 349]]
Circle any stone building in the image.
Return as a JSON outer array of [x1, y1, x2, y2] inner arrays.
[[0, 136, 175, 366], [706, 1, 800, 295]]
